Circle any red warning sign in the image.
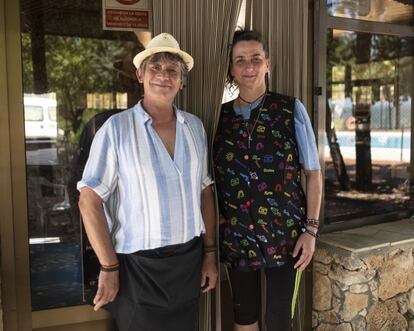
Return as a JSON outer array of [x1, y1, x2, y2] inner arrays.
[[103, 0, 152, 31], [105, 9, 149, 29]]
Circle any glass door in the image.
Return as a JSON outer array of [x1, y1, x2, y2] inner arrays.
[[18, 0, 143, 328], [314, 0, 414, 230]]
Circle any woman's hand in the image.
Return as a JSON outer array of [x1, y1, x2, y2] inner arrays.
[[292, 232, 316, 271]]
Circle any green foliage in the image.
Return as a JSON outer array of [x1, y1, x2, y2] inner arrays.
[[327, 29, 413, 101], [21, 33, 134, 145], [45, 35, 125, 141], [21, 33, 34, 92]]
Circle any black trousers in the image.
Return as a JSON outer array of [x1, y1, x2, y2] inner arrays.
[[105, 237, 202, 331], [229, 261, 296, 331]]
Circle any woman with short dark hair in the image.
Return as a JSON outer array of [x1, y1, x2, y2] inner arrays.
[[213, 30, 322, 331]]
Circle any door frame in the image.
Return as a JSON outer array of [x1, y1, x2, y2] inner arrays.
[[0, 0, 32, 329], [0, 0, 112, 329]]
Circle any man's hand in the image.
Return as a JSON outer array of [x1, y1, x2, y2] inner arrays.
[[200, 252, 218, 293], [79, 187, 120, 310], [292, 232, 316, 271], [93, 270, 120, 311]]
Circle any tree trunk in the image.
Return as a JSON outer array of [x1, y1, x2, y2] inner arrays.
[[326, 104, 351, 190], [355, 33, 372, 191], [355, 103, 372, 190]]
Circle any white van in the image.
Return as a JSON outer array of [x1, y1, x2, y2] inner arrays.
[[24, 95, 58, 140]]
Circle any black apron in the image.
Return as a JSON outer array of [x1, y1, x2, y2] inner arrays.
[[105, 237, 202, 331]]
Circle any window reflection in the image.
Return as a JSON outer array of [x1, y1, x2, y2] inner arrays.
[[325, 29, 414, 223], [21, 0, 143, 310], [327, 0, 414, 25]]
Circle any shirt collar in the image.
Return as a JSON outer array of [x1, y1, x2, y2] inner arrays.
[[135, 100, 185, 124]]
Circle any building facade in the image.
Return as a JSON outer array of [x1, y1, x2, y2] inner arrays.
[[0, 0, 413, 330]]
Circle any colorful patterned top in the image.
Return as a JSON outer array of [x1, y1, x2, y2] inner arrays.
[[213, 92, 307, 271]]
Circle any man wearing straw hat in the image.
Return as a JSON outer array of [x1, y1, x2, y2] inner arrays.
[[78, 32, 217, 331]]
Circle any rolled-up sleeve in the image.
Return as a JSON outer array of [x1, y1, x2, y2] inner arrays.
[[294, 99, 321, 170], [201, 126, 214, 190], [77, 122, 118, 201]]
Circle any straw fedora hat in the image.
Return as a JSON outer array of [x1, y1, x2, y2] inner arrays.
[[133, 33, 194, 71]]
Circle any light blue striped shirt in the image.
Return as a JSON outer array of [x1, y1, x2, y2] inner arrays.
[[77, 101, 213, 253], [234, 98, 320, 170]]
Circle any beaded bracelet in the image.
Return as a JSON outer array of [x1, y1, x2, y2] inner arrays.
[[305, 218, 320, 229], [304, 229, 320, 239], [306, 223, 319, 230]]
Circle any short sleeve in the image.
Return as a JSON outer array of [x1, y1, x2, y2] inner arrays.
[[294, 99, 321, 170], [77, 121, 118, 201]]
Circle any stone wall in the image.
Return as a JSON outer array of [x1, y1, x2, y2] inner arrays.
[[312, 243, 414, 331]]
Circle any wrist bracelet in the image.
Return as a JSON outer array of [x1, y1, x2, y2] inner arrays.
[[100, 265, 120, 272], [305, 218, 320, 229], [304, 229, 319, 239], [306, 224, 319, 230], [203, 245, 217, 253], [101, 262, 119, 269]]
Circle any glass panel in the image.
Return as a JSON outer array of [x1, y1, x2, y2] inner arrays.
[[20, 0, 143, 310], [48, 106, 56, 121], [25, 106, 44, 121], [325, 28, 414, 223], [327, 0, 414, 25]]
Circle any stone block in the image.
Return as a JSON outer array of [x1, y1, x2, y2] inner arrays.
[[369, 280, 378, 291], [389, 248, 403, 258], [314, 261, 331, 275], [329, 265, 376, 286], [332, 296, 342, 314], [352, 315, 367, 331], [315, 323, 352, 331], [363, 254, 385, 269], [315, 248, 334, 265], [319, 310, 340, 324], [335, 279, 350, 292], [350, 284, 369, 294], [409, 288, 414, 315], [367, 302, 389, 331], [315, 323, 336, 331], [367, 300, 407, 331], [369, 280, 379, 303], [378, 250, 414, 300], [332, 282, 344, 299], [341, 292, 368, 321], [312, 311, 319, 328], [396, 292, 409, 315], [335, 323, 353, 331], [333, 253, 365, 271], [388, 312, 408, 330], [313, 273, 332, 311]]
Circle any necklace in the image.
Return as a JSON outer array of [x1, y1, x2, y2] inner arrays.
[[237, 93, 267, 149], [238, 92, 266, 105]]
